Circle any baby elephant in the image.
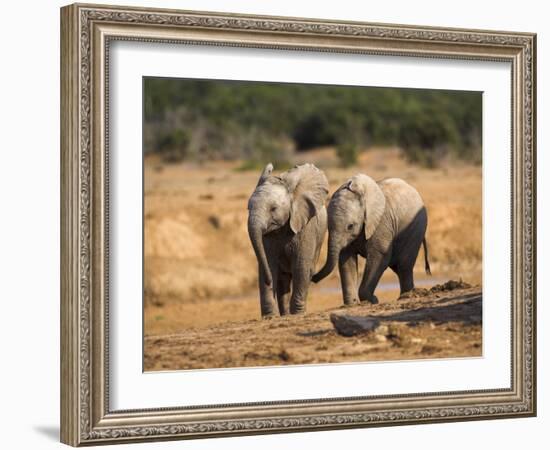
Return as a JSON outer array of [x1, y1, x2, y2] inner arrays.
[[312, 174, 431, 305], [248, 163, 329, 318]]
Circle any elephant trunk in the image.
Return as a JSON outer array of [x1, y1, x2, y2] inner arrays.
[[312, 236, 340, 283], [248, 217, 272, 286]]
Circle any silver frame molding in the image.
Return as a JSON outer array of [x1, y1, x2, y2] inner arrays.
[[60, 3, 536, 446]]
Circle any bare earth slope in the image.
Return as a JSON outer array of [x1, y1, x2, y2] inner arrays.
[[144, 286, 481, 371]]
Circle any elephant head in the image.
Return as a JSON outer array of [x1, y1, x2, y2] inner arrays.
[[312, 174, 386, 283], [248, 163, 328, 286]]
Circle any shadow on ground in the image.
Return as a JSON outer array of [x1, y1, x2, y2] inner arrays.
[[377, 293, 481, 325], [33, 425, 59, 441]]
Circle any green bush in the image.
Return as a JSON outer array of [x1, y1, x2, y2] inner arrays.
[[157, 129, 190, 163], [397, 104, 461, 167], [336, 141, 359, 168], [144, 78, 482, 166], [235, 134, 292, 172]]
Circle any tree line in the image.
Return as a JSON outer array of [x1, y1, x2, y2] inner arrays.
[[143, 77, 482, 168]]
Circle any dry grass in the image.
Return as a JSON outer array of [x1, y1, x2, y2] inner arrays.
[[144, 147, 482, 334]]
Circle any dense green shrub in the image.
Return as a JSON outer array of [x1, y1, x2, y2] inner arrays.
[[336, 141, 359, 168], [235, 133, 293, 171], [144, 78, 482, 167], [157, 129, 190, 163]]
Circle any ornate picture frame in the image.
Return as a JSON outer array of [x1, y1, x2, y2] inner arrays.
[[60, 3, 536, 446]]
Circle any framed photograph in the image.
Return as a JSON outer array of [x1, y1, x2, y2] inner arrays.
[[60, 3, 536, 446]]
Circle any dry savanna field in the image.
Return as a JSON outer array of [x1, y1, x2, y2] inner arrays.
[[143, 147, 482, 371]]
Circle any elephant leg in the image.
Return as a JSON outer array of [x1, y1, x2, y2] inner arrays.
[[391, 250, 416, 299], [258, 268, 278, 318], [393, 210, 427, 297], [396, 266, 415, 295], [359, 246, 392, 304], [289, 263, 311, 315], [392, 239, 423, 299], [276, 273, 291, 316], [339, 248, 359, 306]]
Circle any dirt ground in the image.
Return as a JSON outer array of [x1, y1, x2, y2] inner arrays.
[[144, 285, 482, 371], [143, 146, 482, 370]]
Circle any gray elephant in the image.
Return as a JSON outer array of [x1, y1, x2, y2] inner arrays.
[[312, 174, 431, 305], [248, 163, 329, 318]]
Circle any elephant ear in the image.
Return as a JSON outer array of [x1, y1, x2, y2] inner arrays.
[[282, 164, 329, 234], [348, 174, 386, 240], [255, 163, 274, 187]]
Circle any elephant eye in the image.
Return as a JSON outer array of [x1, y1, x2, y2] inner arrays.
[[271, 206, 277, 212], [347, 223, 354, 231]]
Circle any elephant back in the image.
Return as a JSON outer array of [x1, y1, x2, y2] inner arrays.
[[379, 178, 425, 234]]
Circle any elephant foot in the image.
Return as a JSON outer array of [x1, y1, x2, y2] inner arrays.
[[360, 295, 378, 305], [342, 298, 359, 308], [261, 312, 277, 320], [340, 303, 355, 309], [289, 306, 306, 315]]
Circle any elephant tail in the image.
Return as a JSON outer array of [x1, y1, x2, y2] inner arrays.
[[423, 237, 432, 276]]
